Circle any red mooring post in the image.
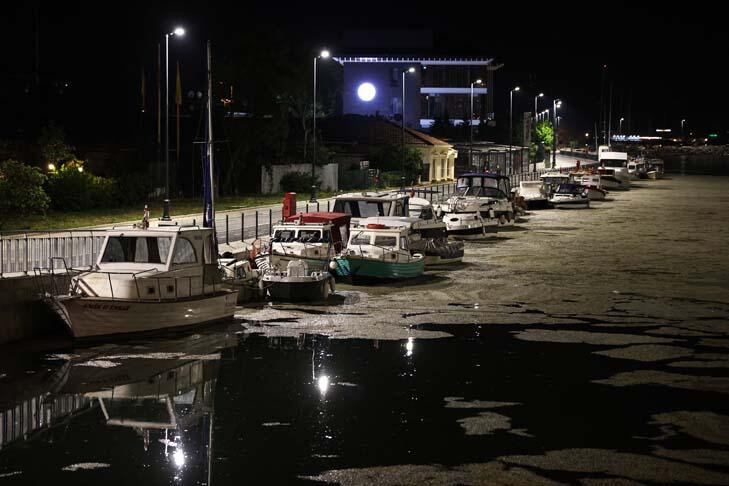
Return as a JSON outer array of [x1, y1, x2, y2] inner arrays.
[[283, 192, 297, 219]]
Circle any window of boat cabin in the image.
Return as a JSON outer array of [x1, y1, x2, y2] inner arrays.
[[101, 236, 172, 263], [172, 237, 197, 264], [273, 229, 297, 242], [601, 158, 626, 168], [374, 235, 398, 248], [350, 232, 372, 246], [299, 229, 325, 243], [333, 200, 391, 217]]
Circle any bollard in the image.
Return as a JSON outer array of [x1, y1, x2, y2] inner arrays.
[[269, 209, 272, 236], [1, 234, 3, 277], [306, 203, 309, 213], [255, 211, 259, 239], [327, 200, 330, 211], [193, 218, 196, 226], [241, 213, 245, 241], [226, 214, 229, 244], [317, 201, 320, 212]]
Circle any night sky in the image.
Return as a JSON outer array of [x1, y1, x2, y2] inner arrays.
[[2, 2, 726, 143]]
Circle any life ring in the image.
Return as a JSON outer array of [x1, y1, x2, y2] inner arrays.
[[366, 223, 387, 229]]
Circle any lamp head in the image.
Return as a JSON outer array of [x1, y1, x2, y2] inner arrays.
[[320, 49, 330, 59], [173, 27, 185, 36], [475, 79, 482, 84], [513, 86, 520, 92], [538, 92, 544, 97], [407, 67, 416, 73]]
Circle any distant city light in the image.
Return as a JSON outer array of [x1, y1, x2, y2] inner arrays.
[[357, 82, 376, 102], [47, 163, 55, 171]]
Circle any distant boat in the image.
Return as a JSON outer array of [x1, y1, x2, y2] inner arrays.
[[549, 184, 591, 209]]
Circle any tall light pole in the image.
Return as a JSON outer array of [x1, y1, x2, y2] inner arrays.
[[509, 86, 520, 174], [401, 66, 416, 188], [162, 26, 185, 221], [310, 49, 330, 203], [551, 99, 561, 169], [681, 118, 686, 140], [619, 117, 625, 134], [534, 92, 544, 124], [470, 79, 482, 169]]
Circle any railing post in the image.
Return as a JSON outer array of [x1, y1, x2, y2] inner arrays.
[[327, 200, 330, 211], [269, 209, 272, 236], [25, 234, 29, 275], [241, 212, 245, 241], [0, 234, 3, 277], [306, 203, 309, 213], [226, 214, 229, 244], [255, 211, 259, 239], [316, 201, 320, 211]]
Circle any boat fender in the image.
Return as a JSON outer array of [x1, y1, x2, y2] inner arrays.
[[328, 260, 338, 270], [366, 223, 387, 229]]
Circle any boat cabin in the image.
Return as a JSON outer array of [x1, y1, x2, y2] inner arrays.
[[277, 212, 351, 252], [346, 222, 414, 262], [554, 183, 587, 195], [332, 192, 410, 220], [78, 226, 219, 300], [598, 145, 628, 169], [456, 173, 512, 200]]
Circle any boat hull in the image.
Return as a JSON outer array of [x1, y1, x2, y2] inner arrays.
[[550, 199, 590, 209], [264, 277, 333, 301], [51, 292, 237, 339], [333, 257, 425, 280]]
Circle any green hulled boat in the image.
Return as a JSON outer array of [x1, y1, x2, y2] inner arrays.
[[331, 224, 425, 281]]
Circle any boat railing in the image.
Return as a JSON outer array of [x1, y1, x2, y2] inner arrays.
[[270, 240, 334, 260], [352, 242, 417, 263], [70, 268, 219, 302]]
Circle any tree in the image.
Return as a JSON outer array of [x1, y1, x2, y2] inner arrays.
[[368, 144, 423, 182], [38, 122, 75, 167], [0, 160, 50, 227], [535, 120, 554, 147]]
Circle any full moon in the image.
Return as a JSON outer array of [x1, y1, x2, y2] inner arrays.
[[357, 82, 376, 102]]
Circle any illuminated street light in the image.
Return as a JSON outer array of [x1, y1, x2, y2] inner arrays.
[[47, 163, 56, 171], [534, 92, 544, 123], [401, 66, 416, 188], [509, 86, 520, 174], [310, 48, 332, 203], [162, 26, 185, 221], [551, 99, 562, 168], [619, 117, 625, 134], [470, 79, 483, 168]]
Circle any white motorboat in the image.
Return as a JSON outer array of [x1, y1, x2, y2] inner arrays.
[[645, 158, 665, 179], [258, 212, 351, 273], [45, 226, 237, 339], [598, 145, 631, 188], [331, 224, 425, 281], [359, 215, 463, 266], [627, 159, 647, 180], [549, 184, 591, 209], [516, 180, 549, 209], [332, 191, 411, 226], [570, 173, 608, 200], [596, 168, 630, 190], [539, 172, 571, 197], [434, 172, 515, 237], [219, 257, 262, 303], [261, 260, 335, 301]]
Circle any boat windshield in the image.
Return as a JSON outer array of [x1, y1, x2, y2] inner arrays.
[[333, 200, 395, 217], [601, 158, 626, 168], [556, 184, 583, 194], [101, 236, 172, 264], [456, 177, 504, 198], [374, 235, 397, 248], [273, 229, 330, 243], [350, 232, 372, 246]]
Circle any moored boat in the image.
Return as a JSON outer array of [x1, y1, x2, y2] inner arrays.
[[331, 223, 425, 281], [549, 184, 591, 209], [44, 226, 237, 339], [261, 260, 335, 301]]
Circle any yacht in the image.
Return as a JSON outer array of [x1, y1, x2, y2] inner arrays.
[[570, 173, 608, 200], [539, 172, 570, 197], [598, 145, 631, 188], [332, 191, 410, 226], [44, 226, 237, 339], [516, 180, 549, 209], [646, 158, 665, 179]]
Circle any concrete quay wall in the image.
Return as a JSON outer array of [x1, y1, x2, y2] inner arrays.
[[0, 274, 68, 345]]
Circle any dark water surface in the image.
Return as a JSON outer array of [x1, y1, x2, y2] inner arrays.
[[1, 175, 729, 485]]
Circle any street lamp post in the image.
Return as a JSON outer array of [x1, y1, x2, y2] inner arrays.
[[470, 79, 482, 170], [162, 26, 185, 221], [534, 92, 544, 124], [681, 119, 686, 140], [509, 86, 520, 174], [619, 117, 625, 134], [551, 99, 561, 169], [401, 67, 416, 189], [310, 49, 330, 203]]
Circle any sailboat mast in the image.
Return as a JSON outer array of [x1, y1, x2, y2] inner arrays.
[[206, 40, 215, 234]]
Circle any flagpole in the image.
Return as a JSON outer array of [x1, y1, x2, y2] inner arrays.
[[206, 40, 216, 241]]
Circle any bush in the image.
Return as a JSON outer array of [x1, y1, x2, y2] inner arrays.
[[45, 164, 115, 211], [114, 172, 154, 207], [279, 171, 321, 193], [0, 160, 50, 225]]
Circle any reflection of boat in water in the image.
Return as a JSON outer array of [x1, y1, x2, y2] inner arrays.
[[42, 226, 237, 339]]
